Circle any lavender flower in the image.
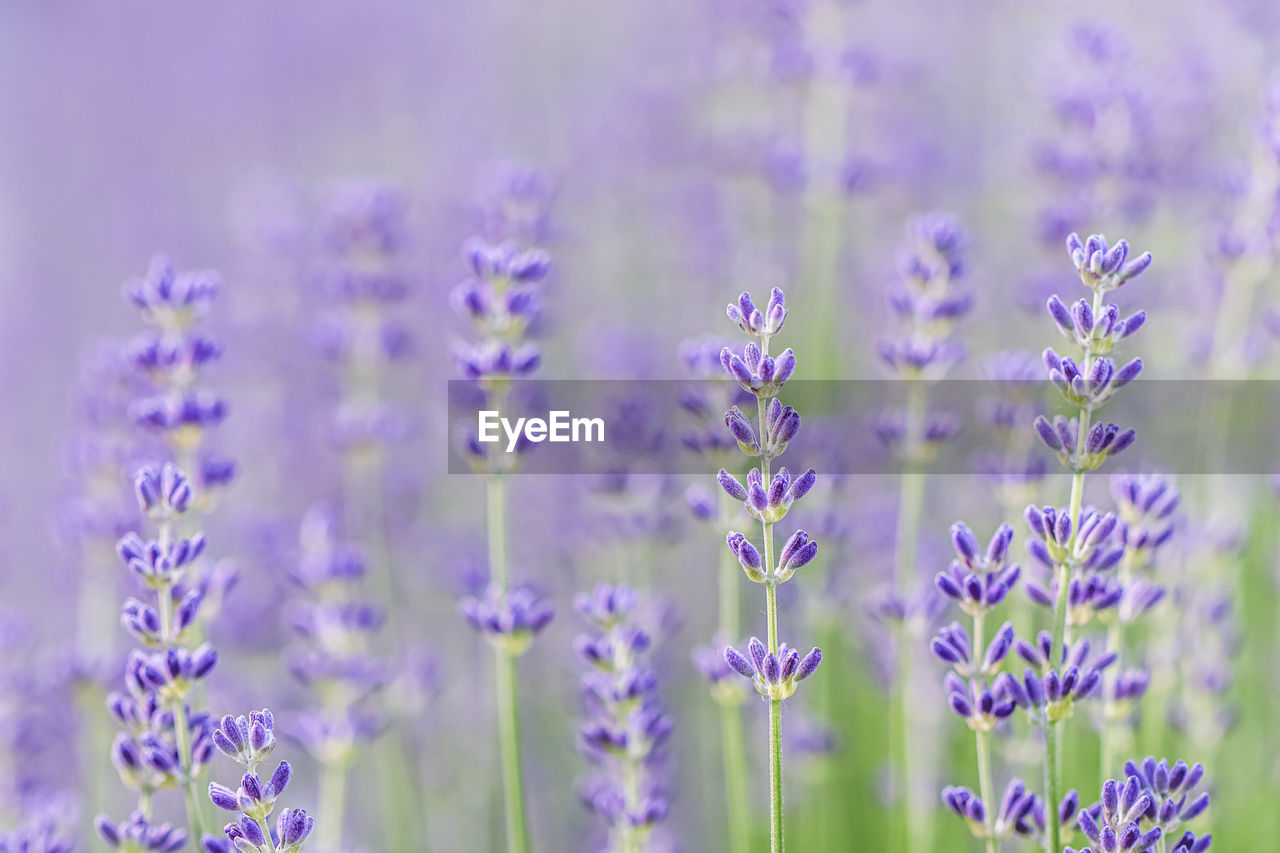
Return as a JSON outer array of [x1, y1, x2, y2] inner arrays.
[[95, 811, 186, 852], [1006, 633, 1116, 724], [1099, 476, 1180, 776], [941, 778, 1076, 844], [1028, 233, 1153, 853], [714, 287, 821, 852], [205, 707, 314, 853], [458, 584, 555, 655], [286, 507, 388, 844], [723, 636, 822, 700], [452, 194, 556, 853], [1070, 760, 1212, 853], [103, 463, 219, 838], [574, 585, 672, 848]]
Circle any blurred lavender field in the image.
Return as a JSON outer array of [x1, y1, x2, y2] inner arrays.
[[2, 1, 1279, 851]]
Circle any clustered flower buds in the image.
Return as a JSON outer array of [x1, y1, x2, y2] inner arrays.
[[1066, 233, 1153, 293], [726, 288, 788, 340], [1068, 760, 1212, 853], [459, 584, 555, 655], [1003, 633, 1116, 724], [941, 779, 1078, 843], [717, 465, 817, 525], [206, 707, 314, 853], [931, 620, 1015, 679], [573, 585, 671, 844], [723, 399, 800, 459], [723, 637, 822, 701], [935, 523, 1022, 615], [95, 811, 187, 852], [451, 238, 550, 386]]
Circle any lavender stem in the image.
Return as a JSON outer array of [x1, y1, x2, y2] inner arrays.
[[1045, 287, 1103, 853], [893, 380, 930, 853], [1099, 547, 1136, 782], [718, 494, 751, 853], [971, 611, 998, 853], [757, 369, 785, 853], [488, 473, 530, 853], [153, 523, 208, 840]]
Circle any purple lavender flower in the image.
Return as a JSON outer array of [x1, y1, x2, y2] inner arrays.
[[941, 778, 1076, 844], [458, 584, 554, 656], [94, 811, 186, 852], [935, 523, 1021, 616], [1071, 761, 1212, 853], [714, 287, 824, 849], [722, 636, 821, 701], [1006, 633, 1116, 724], [104, 462, 221, 839], [205, 707, 314, 852], [285, 505, 389, 818], [877, 211, 971, 382], [574, 585, 672, 846]]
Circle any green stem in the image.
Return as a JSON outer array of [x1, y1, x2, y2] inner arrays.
[[488, 476, 509, 589], [488, 472, 529, 853], [494, 648, 530, 853], [317, 759, 348, 851], [1099, 549, 1135, 783], [893, 381, 930, 853], [717, 494, 751, 853], [170, 699, 208, 839], [720, 702, 752, 853], [1044, 720, 1061, 853], [972, 612, 998, 853], [156, 570, 207, 839], [769, 693, 784, 853], [255, 816, 278, 853], [1046, 440, 1089, 853]]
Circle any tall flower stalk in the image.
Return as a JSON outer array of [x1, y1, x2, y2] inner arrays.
[[716, 288, 823, 852], [933, 522, 1021, 853], [682, 337, 752, 853], [1097, 475, 1177, 782], [1031, 232, 1151, 853], [574, 585, 673, 852], [286, 508, 388, 852], [205, 708, 315, 852], [106, 463, 218, 837], [454, 237, 555, 853], [101, 257, 238, 841], [875, 212, 970, 852]]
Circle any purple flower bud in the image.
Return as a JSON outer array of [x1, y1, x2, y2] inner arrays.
[[724, 646, 754, 678], [717, 469, 748, 502]]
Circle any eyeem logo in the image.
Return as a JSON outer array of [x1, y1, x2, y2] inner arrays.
[[478, 410, 605, 452]]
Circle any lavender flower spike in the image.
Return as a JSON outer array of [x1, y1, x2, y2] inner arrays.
[[723, 637, 822, 701], [715, 284, 819, 851], [205, 708, 314, 852]]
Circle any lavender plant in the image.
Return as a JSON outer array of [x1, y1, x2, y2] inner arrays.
[[1030, 232, 1151, 853], [126, 257, 236, 503], [204, 708, 315, 852], [1066, 757, 1212, 853], [876, 211, 971, 853], [931, 522, 1024, 853], [102, 463, 218, 838], [453, 235, 555, 853], [1097, 475, 1179, 781], [682, 336, 752, 853], [574, 585, 672, 852], [286, 507, 387, 851], [715, 287, 823, 852]]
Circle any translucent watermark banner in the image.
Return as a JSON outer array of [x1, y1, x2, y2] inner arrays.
[[446, 379, 1280, 475]]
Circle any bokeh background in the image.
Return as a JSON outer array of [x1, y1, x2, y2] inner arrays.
[[2, 0, 1279, 850]]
